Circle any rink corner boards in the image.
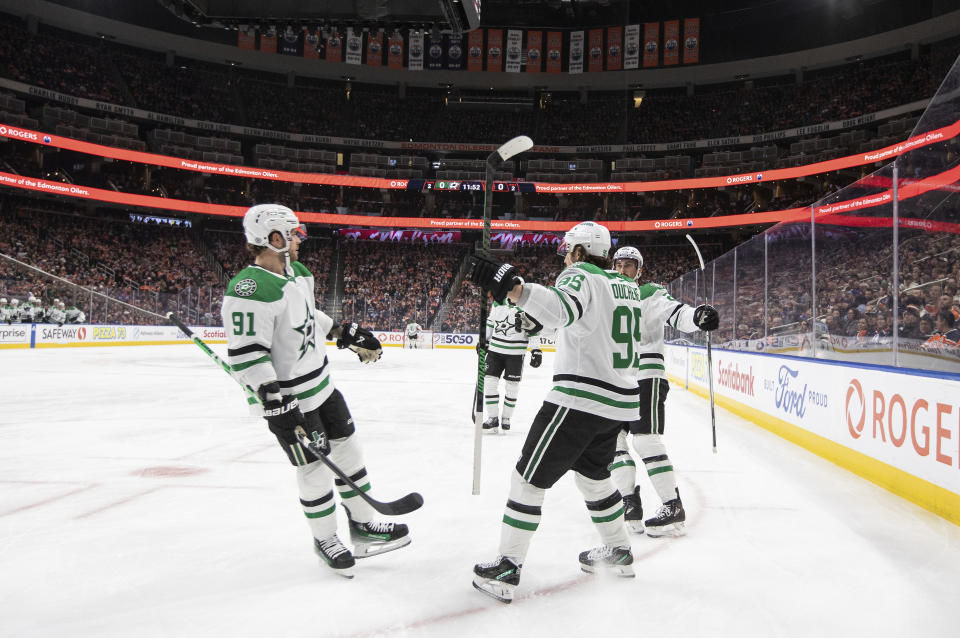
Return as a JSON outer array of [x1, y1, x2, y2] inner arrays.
[[664, 343, 960, 527]]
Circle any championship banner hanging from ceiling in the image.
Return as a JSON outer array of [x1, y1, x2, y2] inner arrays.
[[588, 29, 603, 72], [546, 31, 562, 73], [505, 30, 523, 72], [237, 25, 256, 50], [446, 33, 464, 70], [279, 25, 302, 56], [623, 24, 639, 69], [325, 30, 342, 63], [526, 31, 542, 73], [427, 33, 445, 70], [303, 27, 319, 59], [569, 30, 584, 74], [260, 26, 277, 53], [366, 29, 383, 66], [643, 22, 659, 67], [387, 31, 404, 69], [467, 29, 484, 71], [345, 28, 363, 65], [408, 31, 424, 70], [663, 20, 680, 65], [606, 26, 622, 71], [486, 29, 503, 71], [683, 18, 700, 64]]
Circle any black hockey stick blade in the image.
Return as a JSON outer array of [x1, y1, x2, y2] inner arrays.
[[295, 427, 424, 516]]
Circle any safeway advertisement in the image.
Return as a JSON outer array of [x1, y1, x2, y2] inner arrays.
[[666, 344, 960, 497]]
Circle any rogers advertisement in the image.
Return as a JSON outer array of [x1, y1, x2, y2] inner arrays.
[[665, 344, 960, 519]]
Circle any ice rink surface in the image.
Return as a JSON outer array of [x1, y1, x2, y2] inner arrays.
[[2, 344, 959, 638]]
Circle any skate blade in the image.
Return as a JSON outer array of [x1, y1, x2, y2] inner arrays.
[[472, 576, 515, 603], [645, 522, 686, 538], [580, 562, 636, 578], [625, 520, 646, 535], [353, 535, 412, 559], [318, 559, 355, 579]]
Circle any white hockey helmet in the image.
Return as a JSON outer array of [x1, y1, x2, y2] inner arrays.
[[0, 298, 6, 304], [613, 246, 644, 269], [243, 203, 306, 252], [557, 221, 612, 259], [11, 298, 18, 306]]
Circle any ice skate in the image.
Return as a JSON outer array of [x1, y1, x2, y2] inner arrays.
[[500, 418, 511, 431], [472, 556, 521, 603], [644, 498, 686, 537], [578, 545, 635, 577], [623, 487, 644, 535], [314, 534, 355, 578], [482, 416, 499, 431], [348, 519, 411, 558]]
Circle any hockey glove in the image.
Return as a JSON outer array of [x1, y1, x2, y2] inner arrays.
[[470, 251, 522, 304], [337, 321, 383, 363], [259, 381, 305, 447], [529, 349, 543, 368], [693, 304, 720, 331]]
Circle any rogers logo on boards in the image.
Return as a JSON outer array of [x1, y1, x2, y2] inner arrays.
[[844, 377, 958, 467]]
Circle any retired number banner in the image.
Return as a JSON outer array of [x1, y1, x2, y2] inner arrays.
[[546, 31, 563, 73], [624, 24, 640, 69], [366, 29, 384, 67], [526, 31, 542, 72], [643, 22, 659, 67], [606, 26, 622, 71], [663, 20, 680, 65], [505, 29, 522, 72], [487, 29, 503, 71], [683, 18, 700, 64], [387, 31, 404, 69]]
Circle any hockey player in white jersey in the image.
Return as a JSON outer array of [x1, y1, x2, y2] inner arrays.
[[18, 295, 38, 323], [46, 299, 66, 326], [64, 302, 85, 324], [404, 320, 424, 348], [468, 221, 642, 603], [221, 204, 410, 578], [481, 299, 544, 432], [609, 246, 718, 537]]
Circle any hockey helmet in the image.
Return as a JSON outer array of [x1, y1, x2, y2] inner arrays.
[[557, 221, 612, 259], [11, 298, 18, 306], [243, 204, 307, 251], [613, 246, 644, 269], [0, 298, 6, 304]]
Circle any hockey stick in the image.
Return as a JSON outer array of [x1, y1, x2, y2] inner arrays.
[[684, 235, 718, 454], [166, 312, 424, 515], [472, 135, 534, 495]]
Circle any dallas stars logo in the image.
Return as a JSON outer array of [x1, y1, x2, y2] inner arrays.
[[493, 315, 515, 337], [292, 301, 316, 360]]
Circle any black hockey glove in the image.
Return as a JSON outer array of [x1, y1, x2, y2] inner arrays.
[[529, 349, 543, 368], [336, 321, 383, 363], [259, 381, 305, 447], [470, 251, 522, 304], [693, 304, 720, 331]]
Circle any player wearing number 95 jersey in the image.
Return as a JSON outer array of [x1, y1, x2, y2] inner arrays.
[[221, 203, 410, 579], [468, 220, 643, 603]]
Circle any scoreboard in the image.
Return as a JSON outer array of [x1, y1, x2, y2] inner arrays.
[[405, 179, 536, 193]]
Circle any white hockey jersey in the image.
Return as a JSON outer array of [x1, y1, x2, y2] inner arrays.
[[221, 262, 335, 414], [485, 301, 540, 356], [636, 283, 699, 381], [405, 322, 422, 337], [516, 262, 645, 421]]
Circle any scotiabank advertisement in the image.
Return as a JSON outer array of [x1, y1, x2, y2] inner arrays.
[[665, 344, 960, 508]]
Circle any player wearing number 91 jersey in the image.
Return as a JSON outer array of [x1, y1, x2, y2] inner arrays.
[[468, 220, 642, 603]]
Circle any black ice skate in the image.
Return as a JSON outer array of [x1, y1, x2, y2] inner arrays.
[[482, 416, 500, 431], [578, 545, 635, 577], [644, 498, 686, 537], [623, 487, 644, 535], [501, 418, 511, 431], [314, 534, 356, 578], [348, 519, 411, 558], [472, 556, 521, 603]]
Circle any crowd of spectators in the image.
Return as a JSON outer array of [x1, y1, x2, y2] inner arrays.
[[339, 240, 466, 329]]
